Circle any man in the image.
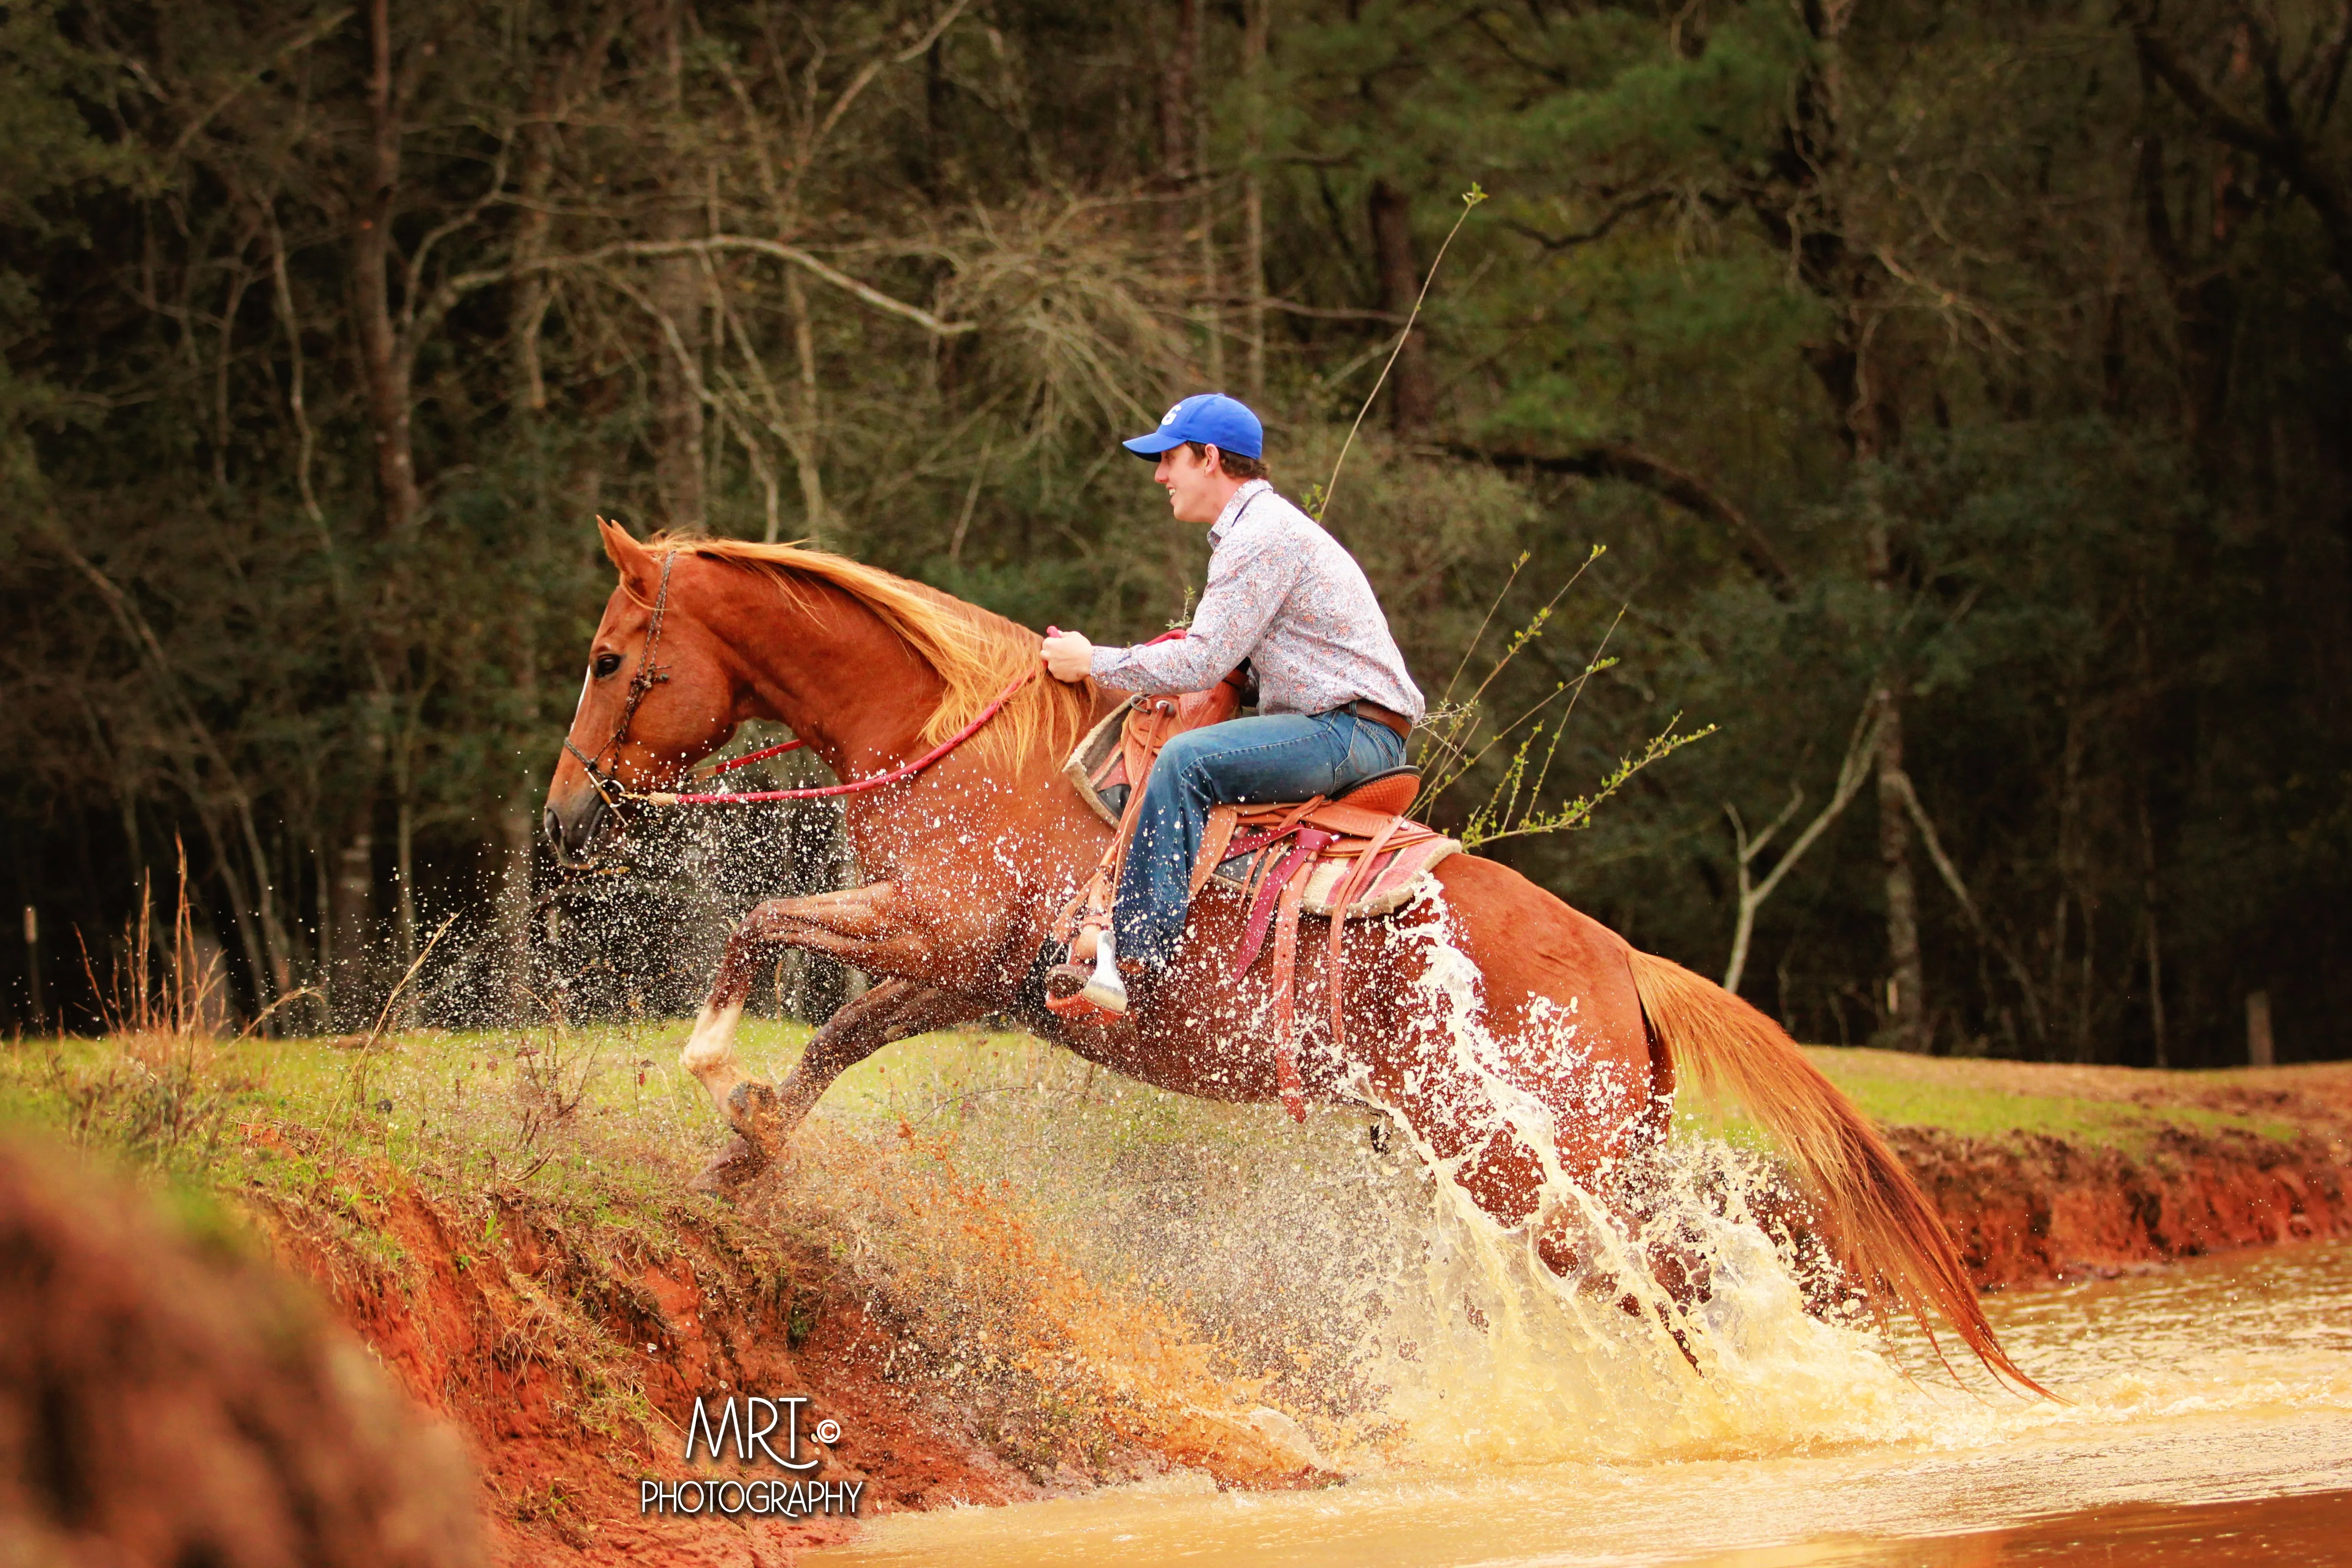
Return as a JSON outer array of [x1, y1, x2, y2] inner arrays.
[[1040, 392, 1424, 1013]]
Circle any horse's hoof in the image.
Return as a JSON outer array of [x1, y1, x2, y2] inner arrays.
[[688, 1134, 770, 1198], [725, 1078, 788, 1149]]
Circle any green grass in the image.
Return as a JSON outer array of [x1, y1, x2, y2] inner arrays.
[[1659, 1045, 2312, 1153], [0, 1020, 789, 1257], [2, 1024, 2315, 1238], [1800, 1049, 2300, 1149], [0, 1017, 1204, 1229], [0, 1020, 881, 1458], [1811, 1067, 2108, 1142], [1816, 1048, 2295, 1147]]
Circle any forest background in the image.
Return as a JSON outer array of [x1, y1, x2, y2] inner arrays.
[[2, 0, 2346, 1067]]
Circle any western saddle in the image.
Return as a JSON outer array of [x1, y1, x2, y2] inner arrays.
[[1046, 671, 1460, 1120]]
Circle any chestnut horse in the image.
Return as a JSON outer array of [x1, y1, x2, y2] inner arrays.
[[544, 521, 2033, 1390]]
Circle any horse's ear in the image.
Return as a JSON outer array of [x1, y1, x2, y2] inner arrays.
[[598, 516, 656, 588]]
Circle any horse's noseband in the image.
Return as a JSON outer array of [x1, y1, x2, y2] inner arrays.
[[564, 549, 677, 809]]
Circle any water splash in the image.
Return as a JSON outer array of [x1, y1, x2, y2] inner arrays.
[[782, 893, 1976, 1482]]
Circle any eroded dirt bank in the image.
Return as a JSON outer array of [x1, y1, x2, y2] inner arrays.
[[238, 1128, 1327, 1567], [251, 1168, 1027, 1564], [1840, 1055, 2352, 1289], [1899, 1122, 2352, 1289]]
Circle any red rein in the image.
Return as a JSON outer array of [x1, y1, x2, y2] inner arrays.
[[637, 664, 1041, 807]]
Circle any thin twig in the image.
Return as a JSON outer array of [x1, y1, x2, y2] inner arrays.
[[1435, 551, 1529, 715], [1317, 184, 1488, 521], [362, 912, 460, 1053], [235, 986, 323, 1043]]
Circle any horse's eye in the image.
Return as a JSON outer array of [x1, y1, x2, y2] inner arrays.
[[592, 652, 623, 679]]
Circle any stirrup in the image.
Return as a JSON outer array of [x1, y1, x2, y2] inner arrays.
[[1080, 930, 1129, 1012], [1044, 929, 1130, 1018]]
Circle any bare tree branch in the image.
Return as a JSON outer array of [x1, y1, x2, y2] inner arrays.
[[440, 235, 977, 338], [1445, 440, 1793, 588], [1503, 190, 1672, 252], [2127, 6, 2352, 286], [1722, 699, 1881, 993], [161, 7, 355, 164], [1890, 769, 2050, 1046]]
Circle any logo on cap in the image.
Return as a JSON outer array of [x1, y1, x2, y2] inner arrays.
[[1160, 403, 1181, 426]]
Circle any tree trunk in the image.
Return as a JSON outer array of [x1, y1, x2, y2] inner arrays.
[[494, 531, 541, 1019], [1767, 0, 1924, 1051], [504, 110, 553, 1020], [23, 904, 43, 1029], [496, 789, 538, 1019], [1871, 677, 1927, 1049], [785, 268, 828, 544], [647, 1, 706, 531], [647, 217, 706, 529], [1196, 38, 1222, 389], [394, 796, 417, 968], [511, 82, 558, 419], [331, 829, 378, 1031], [922, 37, 950, 204], [1857, 384, 1924, 1054], [1368, 179, 1435, 432], [311, 837, 332, 1028], [2138, 133, 2242, 453], [1241, 0, 1268, 401], [1862, 460, 1927, 1050], [1156, 0, 1198, 243], [353, 0, 419, 535]]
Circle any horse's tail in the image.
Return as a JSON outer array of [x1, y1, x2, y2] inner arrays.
[[1627, 948, 2047, 1396]]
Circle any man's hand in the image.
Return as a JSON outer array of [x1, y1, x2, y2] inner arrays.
[[1040, 628, 1094, 682]]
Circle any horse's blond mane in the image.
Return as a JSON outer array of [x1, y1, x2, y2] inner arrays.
[[653, 536, 1095, 770]]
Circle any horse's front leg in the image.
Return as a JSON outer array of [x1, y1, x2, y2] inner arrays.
[[680, 882, 936, 1117], [764, 979, 985, 1130], [687, 977, 985, 1193]]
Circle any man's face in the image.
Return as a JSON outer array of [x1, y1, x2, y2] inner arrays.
[[1152, 442, 1234, 525]]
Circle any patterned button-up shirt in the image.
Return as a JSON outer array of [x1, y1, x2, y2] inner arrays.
[[1088, 480, 1425, 722]]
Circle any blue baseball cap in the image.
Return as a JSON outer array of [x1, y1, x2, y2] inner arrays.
[[1122, 392, 1264, 460]]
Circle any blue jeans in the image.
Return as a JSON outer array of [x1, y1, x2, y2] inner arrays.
[[1113, 710, 1408, 970]]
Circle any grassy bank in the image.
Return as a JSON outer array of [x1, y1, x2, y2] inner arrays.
[[0, 1022, 1356, 1502], [7, 1025, 2345, 1231], [6, 1019, 2349, 1528], [0, 1024, 849, 1461], [1800, 1047, 2347, 1149], [8, 1021, 2348, 1348]]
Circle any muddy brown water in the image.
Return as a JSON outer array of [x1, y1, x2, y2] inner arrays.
[[810, 1240, 2352, 1566]]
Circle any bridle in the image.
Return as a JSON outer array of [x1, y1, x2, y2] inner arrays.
[[563, 549, 677, 811], [559, 544, 1040, 813]]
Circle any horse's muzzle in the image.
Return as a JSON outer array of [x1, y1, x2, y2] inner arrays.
[[543, 787, 612, 868]]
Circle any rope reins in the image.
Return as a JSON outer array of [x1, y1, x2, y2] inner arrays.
[[637, 664, 1039, 806]]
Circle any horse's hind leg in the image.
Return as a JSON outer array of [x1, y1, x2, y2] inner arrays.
[[1375, 1016, 1694, 1331]]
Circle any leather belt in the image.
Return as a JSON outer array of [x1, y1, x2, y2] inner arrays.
[[1340, 699, 1413, 740]]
